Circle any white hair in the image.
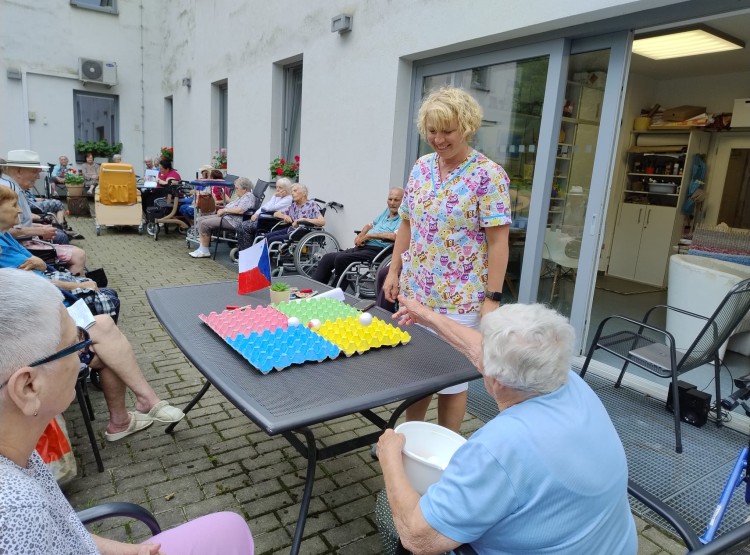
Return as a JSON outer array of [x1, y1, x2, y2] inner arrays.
[[293, 183, 308, 197], [235, 177, 253, 192], [0, 269, 63, 383], [481, 303, 575, 395], [276, 177, 293, 193]]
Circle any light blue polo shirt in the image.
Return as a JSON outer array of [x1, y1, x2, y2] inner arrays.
[[420, 371, 636, 554], [365, 208, 401, 249]]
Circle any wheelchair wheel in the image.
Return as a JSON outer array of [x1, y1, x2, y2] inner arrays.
[[294, 231, 340, 279], [229, 247, 239, 263], [146, 222, 157, 237]]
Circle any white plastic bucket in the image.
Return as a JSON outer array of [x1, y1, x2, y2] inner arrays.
[[395, 421, 467, 495]]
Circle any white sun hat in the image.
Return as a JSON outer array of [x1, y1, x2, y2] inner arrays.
[[4, 150, 48, 169]]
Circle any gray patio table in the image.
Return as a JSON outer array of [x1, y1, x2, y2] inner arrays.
[[146, 275, 477, 555]]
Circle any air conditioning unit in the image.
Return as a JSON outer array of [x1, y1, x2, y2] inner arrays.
[[78, 58, 117, 86]]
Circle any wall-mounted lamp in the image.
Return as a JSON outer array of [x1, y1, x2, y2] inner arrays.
[[633, 24, 744, 60], [181, 77, 191, 88], [331, 14, 352, 34]]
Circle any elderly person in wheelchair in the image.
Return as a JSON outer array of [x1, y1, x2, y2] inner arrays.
[[377, 299, 636, 554], [0, 269, 254, 554], [235, 177, 294, 252], [189, 176, 256, 258], [312, 187, 403, 292], [261, 183, 325, 249]]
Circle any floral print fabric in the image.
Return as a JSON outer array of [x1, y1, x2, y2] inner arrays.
[[398, 150, 511, 313]]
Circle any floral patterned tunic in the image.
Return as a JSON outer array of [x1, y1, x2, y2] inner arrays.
[[0, 451, 98, 554], [398, 150, 511, 313]]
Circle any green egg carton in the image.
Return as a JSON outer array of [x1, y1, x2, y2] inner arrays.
[[274, 297, 359, 325]]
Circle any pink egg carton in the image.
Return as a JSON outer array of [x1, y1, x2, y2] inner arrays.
[[199, 305, 288, 340]]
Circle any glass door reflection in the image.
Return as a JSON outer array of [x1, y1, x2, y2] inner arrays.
[[421, 56, 549, 302], [538, 50, 609, 316]]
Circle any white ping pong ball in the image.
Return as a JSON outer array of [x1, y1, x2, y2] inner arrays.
[[287, 317, 301, 327], [359, 313, 373, 326], [308, 318, 322, 331]]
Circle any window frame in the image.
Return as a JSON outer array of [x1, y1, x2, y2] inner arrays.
[[73, 90, 120, 161], [69, 0, 118, 15]]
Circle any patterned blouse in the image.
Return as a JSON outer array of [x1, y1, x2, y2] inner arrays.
[[0, 451, 99, 554], [285, 199, 322, 222], [398, 150, 511, 313], [223, 191, 260, 228]]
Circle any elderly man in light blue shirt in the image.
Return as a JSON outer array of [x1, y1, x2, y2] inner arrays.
[[311, 187, 403, 290]]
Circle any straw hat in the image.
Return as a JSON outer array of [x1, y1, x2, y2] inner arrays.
[[198, 164, 213, 174], [4, 150, 48, 169]]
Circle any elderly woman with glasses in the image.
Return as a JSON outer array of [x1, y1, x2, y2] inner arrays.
[[377, 298, 636, 554], [0, 269, 255, 554]]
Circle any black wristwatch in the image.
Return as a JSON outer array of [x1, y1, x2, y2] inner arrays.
[[485, 290, 502, 302]]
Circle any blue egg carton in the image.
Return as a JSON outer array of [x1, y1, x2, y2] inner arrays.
[[225, 325, 341, 374]]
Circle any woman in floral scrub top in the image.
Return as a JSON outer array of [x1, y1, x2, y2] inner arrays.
[[384, 87, 511, 432]]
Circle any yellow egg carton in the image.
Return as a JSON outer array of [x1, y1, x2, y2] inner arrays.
[[316, 315, 411, 357]]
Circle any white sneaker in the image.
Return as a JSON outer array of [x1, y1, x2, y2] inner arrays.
[[189, 249, 211, 258]]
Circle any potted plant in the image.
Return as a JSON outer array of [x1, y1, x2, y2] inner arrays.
[[74, 140, 123, 162], [269, 281, 292, 305], [212, 148, 227, 170], [269, 155, 300, 180], [63, 168, 85, 197], [160, 146, 174, 163]]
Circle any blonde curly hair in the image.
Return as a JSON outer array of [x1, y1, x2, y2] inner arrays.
[[416, 87, 483, 141]]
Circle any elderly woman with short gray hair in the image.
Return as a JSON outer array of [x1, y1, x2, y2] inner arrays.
[[189, 176, 256, 258], [377, 298, 636, 554], [259, 183, 325, 246], [235, 177, 294, 251]]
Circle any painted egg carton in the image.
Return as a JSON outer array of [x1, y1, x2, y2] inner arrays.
[[316, 315, 411, 357], [225, 325, 341, 374], [199, 305, 288, 340], [274, 297, 360, 324]]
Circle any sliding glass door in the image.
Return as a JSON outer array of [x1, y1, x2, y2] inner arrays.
[[412, 32, 632, 353]]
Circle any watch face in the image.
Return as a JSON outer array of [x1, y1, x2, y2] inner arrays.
[[486, 290, 502, 301]]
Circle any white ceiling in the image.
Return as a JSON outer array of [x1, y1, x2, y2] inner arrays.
[[629, 14, 750, 79]]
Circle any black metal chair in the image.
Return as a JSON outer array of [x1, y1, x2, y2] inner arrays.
[[76, 365, 104, 473], [628, 479, 750, 553], [580, 278, 750, 453], [78, 502, 161, 536]]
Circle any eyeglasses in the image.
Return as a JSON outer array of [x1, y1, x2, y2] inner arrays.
[[0, 327, 92, 391]]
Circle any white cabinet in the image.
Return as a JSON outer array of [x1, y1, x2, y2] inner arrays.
[[608, 130, 710, 286], [609, 205, 676, 285]]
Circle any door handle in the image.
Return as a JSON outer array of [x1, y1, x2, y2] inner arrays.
[[645, 208, 651, 226], [637, 208, 642, 224]]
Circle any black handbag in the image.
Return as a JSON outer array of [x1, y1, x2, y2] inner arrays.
[[85, 268, 108, 288]]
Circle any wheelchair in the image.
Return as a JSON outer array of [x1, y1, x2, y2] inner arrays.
[[249, 198, 343, 280], [334, 242, 394, 298], [144, 181, 192, 240]]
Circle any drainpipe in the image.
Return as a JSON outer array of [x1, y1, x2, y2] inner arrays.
[[139, 0, 146, 163]]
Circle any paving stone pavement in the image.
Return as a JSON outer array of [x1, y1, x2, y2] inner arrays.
[[60, 212, 689, 554]]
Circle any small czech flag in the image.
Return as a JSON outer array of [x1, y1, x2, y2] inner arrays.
[[238, 240, 272, 295]]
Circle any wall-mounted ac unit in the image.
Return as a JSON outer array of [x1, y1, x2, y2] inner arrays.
[[78, 58, 117, 86]]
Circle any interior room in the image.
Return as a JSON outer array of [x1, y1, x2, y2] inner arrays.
[[579, 13, 750, 405]]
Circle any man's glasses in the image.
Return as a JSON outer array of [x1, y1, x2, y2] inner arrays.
[[0, 327, 93, 391]]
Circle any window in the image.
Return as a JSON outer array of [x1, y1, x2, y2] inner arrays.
[[164, 96, 173, 149], [73, 90, 119, 160], [212, 81, 228, 161], [282, 63, 303, 161], [219, 84, 228, 150], [70, 0, 118, 15]]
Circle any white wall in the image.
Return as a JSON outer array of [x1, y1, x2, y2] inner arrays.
[[1, 0, 696, 246], [156, 0, 687, 244]]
